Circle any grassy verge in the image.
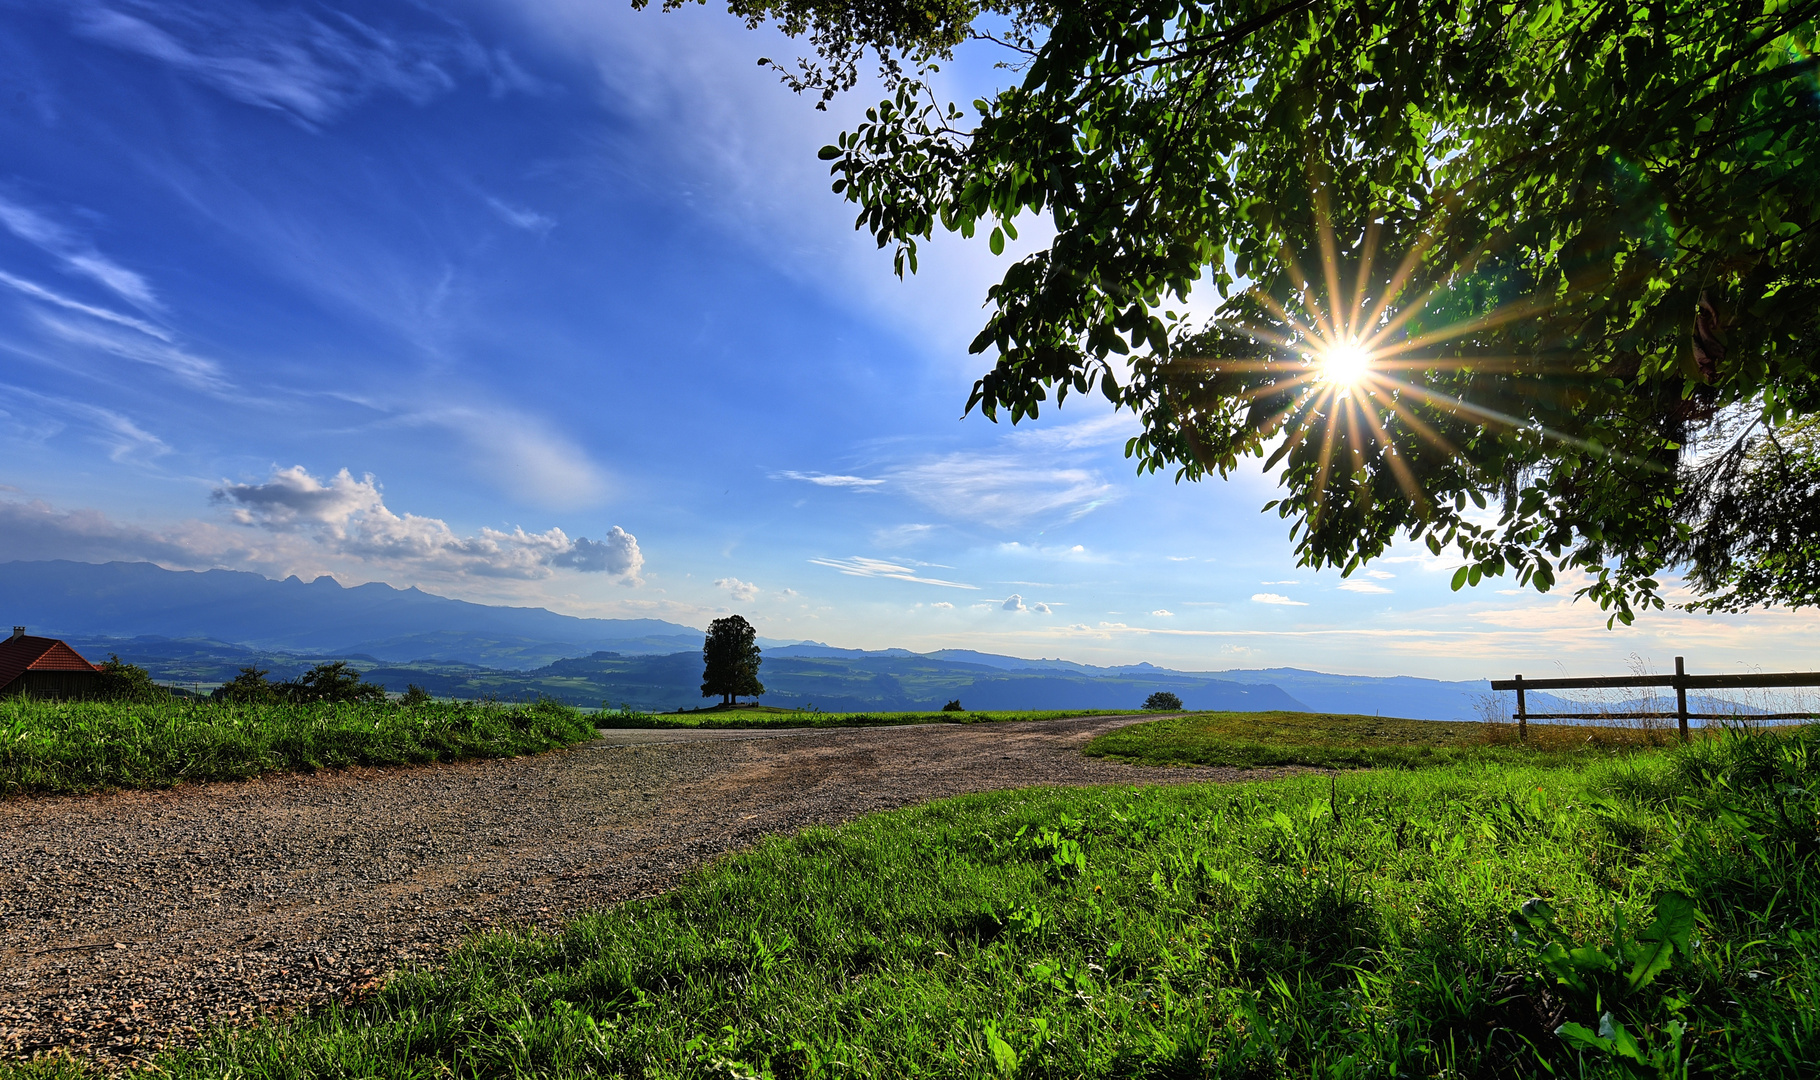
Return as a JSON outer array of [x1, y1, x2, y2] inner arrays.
[[1083, 709, 1679, 770], [21, 724, 1811, 1078], [0, 697, 599, 797], [597, 706, 1140, 729]]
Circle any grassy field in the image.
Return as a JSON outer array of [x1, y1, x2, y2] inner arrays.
[[598, 705, 1142, 729], [8, 723, 1808, 1078], [1084, 709, 1678, 770], [0, 697, 600, 797]]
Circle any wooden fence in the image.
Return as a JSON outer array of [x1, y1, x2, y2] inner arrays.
[[1489, 656, 1820, 742]]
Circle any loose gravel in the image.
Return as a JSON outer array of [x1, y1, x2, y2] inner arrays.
[[0, 714, 1280, 1065]]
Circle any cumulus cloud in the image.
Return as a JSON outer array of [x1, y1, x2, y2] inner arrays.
[[996, 594, 1051, 613], [72, 1, 541, 127], [550, 528, 641, 575], [808, 555, 976, 589], [1252, 592, 1309, 606], [211, 465, 642, 581], [1338, 580, 1393, 594], [774, 470, 886, 488], [930, 601, 954, 609], [1151, 609, 1174, 616], [715, 576, 760, 602]]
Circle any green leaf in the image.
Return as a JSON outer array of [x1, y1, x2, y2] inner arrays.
[[983, 1023, 1019, 1075], [1450, 566, 1470, 591], [1627, 890, 1696, 990], [1555, 1021, 1611, 1052], [989, 227, 1005, 256]]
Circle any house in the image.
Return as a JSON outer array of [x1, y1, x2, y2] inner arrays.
[[0, 627, 105, 699]]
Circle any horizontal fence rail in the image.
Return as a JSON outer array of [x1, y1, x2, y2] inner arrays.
[[1489, 656, 1820, 742]]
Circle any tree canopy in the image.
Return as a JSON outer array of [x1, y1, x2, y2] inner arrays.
[[211, 662, 387, 705], [1143, 690, 1184, 711], [687, 0, 1820, 622], [702, 615, 767, 705]]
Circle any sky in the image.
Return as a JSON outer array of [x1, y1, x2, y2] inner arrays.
[[1, 0, 1816, 682]]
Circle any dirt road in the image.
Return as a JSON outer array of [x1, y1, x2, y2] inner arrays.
[[0, 714, 1269, 1062]]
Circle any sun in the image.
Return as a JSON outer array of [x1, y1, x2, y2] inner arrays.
[[1315, 339, 1374, 388]]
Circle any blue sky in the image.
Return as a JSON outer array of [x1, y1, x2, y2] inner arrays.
[[2, 0, 1815, 681]]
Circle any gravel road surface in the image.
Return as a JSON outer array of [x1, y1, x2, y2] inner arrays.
[[1, 714, 1274, 1063]]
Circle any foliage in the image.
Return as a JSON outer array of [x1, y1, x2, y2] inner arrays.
[[712, 0, 1820, 622], [701, 615, 766, 705], [284, 660, 387, 704], [56, 726, 1818, 1078], [1142, 690, 1183, 711], [1677, 415, 1820, 612], [1084, 710, 1676, 769], [0, 697, 596, 797], [213, 665, 281, 705], [401, 683, 433, 707], [942, 698, 965, 711], [96, 655, 169, 703], [210, 661, 386, 706]]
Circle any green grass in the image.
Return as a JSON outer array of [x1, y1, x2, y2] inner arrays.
[[597, 706, 1141, 729], [20, 723, 1813, 1078], [1083, 709, 1679, 770], [0, 697, 600, 797]]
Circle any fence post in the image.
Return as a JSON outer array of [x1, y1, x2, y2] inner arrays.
[[1514, 674, 1528, 742], [1675, 655, 1689, 743]]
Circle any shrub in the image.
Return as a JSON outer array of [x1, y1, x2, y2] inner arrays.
[[942, 699, 964, 712], [97, 655, 170, 703], [1143, 690, 1184, 711]]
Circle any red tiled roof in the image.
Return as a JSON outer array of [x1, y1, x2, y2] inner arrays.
[[0, 635, 102, 691]]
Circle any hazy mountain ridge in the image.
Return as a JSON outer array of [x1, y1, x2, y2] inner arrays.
[[6, 559, 1726, 721], [1, 560, 704, 667]]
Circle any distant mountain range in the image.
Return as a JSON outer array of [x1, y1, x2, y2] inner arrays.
[[0, 560, 705, 667], [4, 559, 1632, 720]]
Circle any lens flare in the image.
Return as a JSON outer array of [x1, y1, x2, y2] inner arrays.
[[1316, 340, 1373, 387]]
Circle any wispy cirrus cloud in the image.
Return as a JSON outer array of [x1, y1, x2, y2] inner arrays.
[[71, 1, 543, 127], [487, 197, 556, 235], [0, 193, 159, 308], [32, 312, 229, 392], [0, 270, 170, 340], [0, 382, 169, 462], [808, 555, 977, 589], [1338, 580, 1393, 594], [774, 470, 886, 488]]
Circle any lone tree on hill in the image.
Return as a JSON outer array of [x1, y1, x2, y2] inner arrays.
[[1143, 691, 1184, 712], [701, 615, 765, 706]]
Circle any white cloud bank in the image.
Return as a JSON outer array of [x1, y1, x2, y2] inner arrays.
[[0, 466, 641, 586], [211, 466, 640, 580]]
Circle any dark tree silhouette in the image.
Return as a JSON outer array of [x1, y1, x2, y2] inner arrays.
[[1143, 691, 1184, 712], [701, 615, 765, 706]]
